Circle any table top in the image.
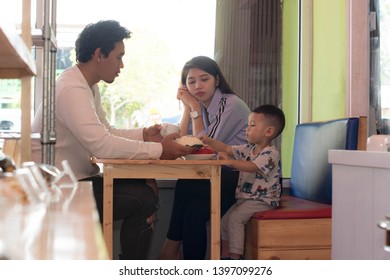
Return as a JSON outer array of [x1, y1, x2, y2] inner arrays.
[[91, 156, 233, 166]]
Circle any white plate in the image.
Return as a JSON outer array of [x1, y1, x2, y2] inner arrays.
[[184, 154, 215, 160]]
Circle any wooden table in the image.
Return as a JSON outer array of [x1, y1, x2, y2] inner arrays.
[[91, 158, 230, 260]]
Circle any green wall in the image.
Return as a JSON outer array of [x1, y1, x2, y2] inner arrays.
[[312, 0, 346, 120], [281, 0, 347, 177], [281, 0, 299, 177]]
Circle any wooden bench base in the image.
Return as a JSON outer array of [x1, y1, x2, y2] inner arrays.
[[244, 216, 331, 260]]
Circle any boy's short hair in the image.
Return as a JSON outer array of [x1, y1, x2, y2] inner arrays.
[[252, 104, 285, 139]]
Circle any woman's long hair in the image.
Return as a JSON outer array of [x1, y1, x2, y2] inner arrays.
[[180, 56, 236, 95]]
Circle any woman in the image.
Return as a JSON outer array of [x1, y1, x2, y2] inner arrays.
[[159, 56, 251, 259]]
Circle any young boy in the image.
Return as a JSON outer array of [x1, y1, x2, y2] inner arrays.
[[200, 104, 285, 260]]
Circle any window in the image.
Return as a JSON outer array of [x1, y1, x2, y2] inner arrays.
[[1, 0, 284, 165], [370, 0, 390, 134], [51, 0, 216, 128], [0, 0, 216, 131], [0, 79, 21, 131]]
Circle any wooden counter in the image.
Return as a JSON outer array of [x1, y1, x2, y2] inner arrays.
[[329, 150, 390, 259], [0, 181, 108, 260]]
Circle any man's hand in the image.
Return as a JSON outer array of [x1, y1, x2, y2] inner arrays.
[[160, 133, 193, 159], [144, 124, 163, 142]]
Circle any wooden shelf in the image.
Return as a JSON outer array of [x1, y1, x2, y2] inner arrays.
[[0, 22, 36, 78]]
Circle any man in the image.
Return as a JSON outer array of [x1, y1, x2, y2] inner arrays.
[[31, 20, 192, 259]]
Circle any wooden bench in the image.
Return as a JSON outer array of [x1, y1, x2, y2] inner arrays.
[[244, 116, 367, 260]]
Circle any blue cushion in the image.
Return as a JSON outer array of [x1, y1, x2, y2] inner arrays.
[[290, 118, 359, 204]]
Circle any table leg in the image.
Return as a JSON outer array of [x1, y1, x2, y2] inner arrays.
[[103, 167, 114, 259], [210, 165, 221, 260]]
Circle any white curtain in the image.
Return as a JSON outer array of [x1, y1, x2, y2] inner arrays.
[[214, 0, 282, 110]]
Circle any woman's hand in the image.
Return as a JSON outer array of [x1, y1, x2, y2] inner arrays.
[[176, 85, 198, 110], [199, 134, 210, 145]]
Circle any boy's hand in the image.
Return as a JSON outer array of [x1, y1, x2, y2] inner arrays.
[[217, 151, 230, 160], [217, 152, 234, 168]]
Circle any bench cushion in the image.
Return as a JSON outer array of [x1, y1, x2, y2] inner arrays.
[[251, 195, 331, 220]]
